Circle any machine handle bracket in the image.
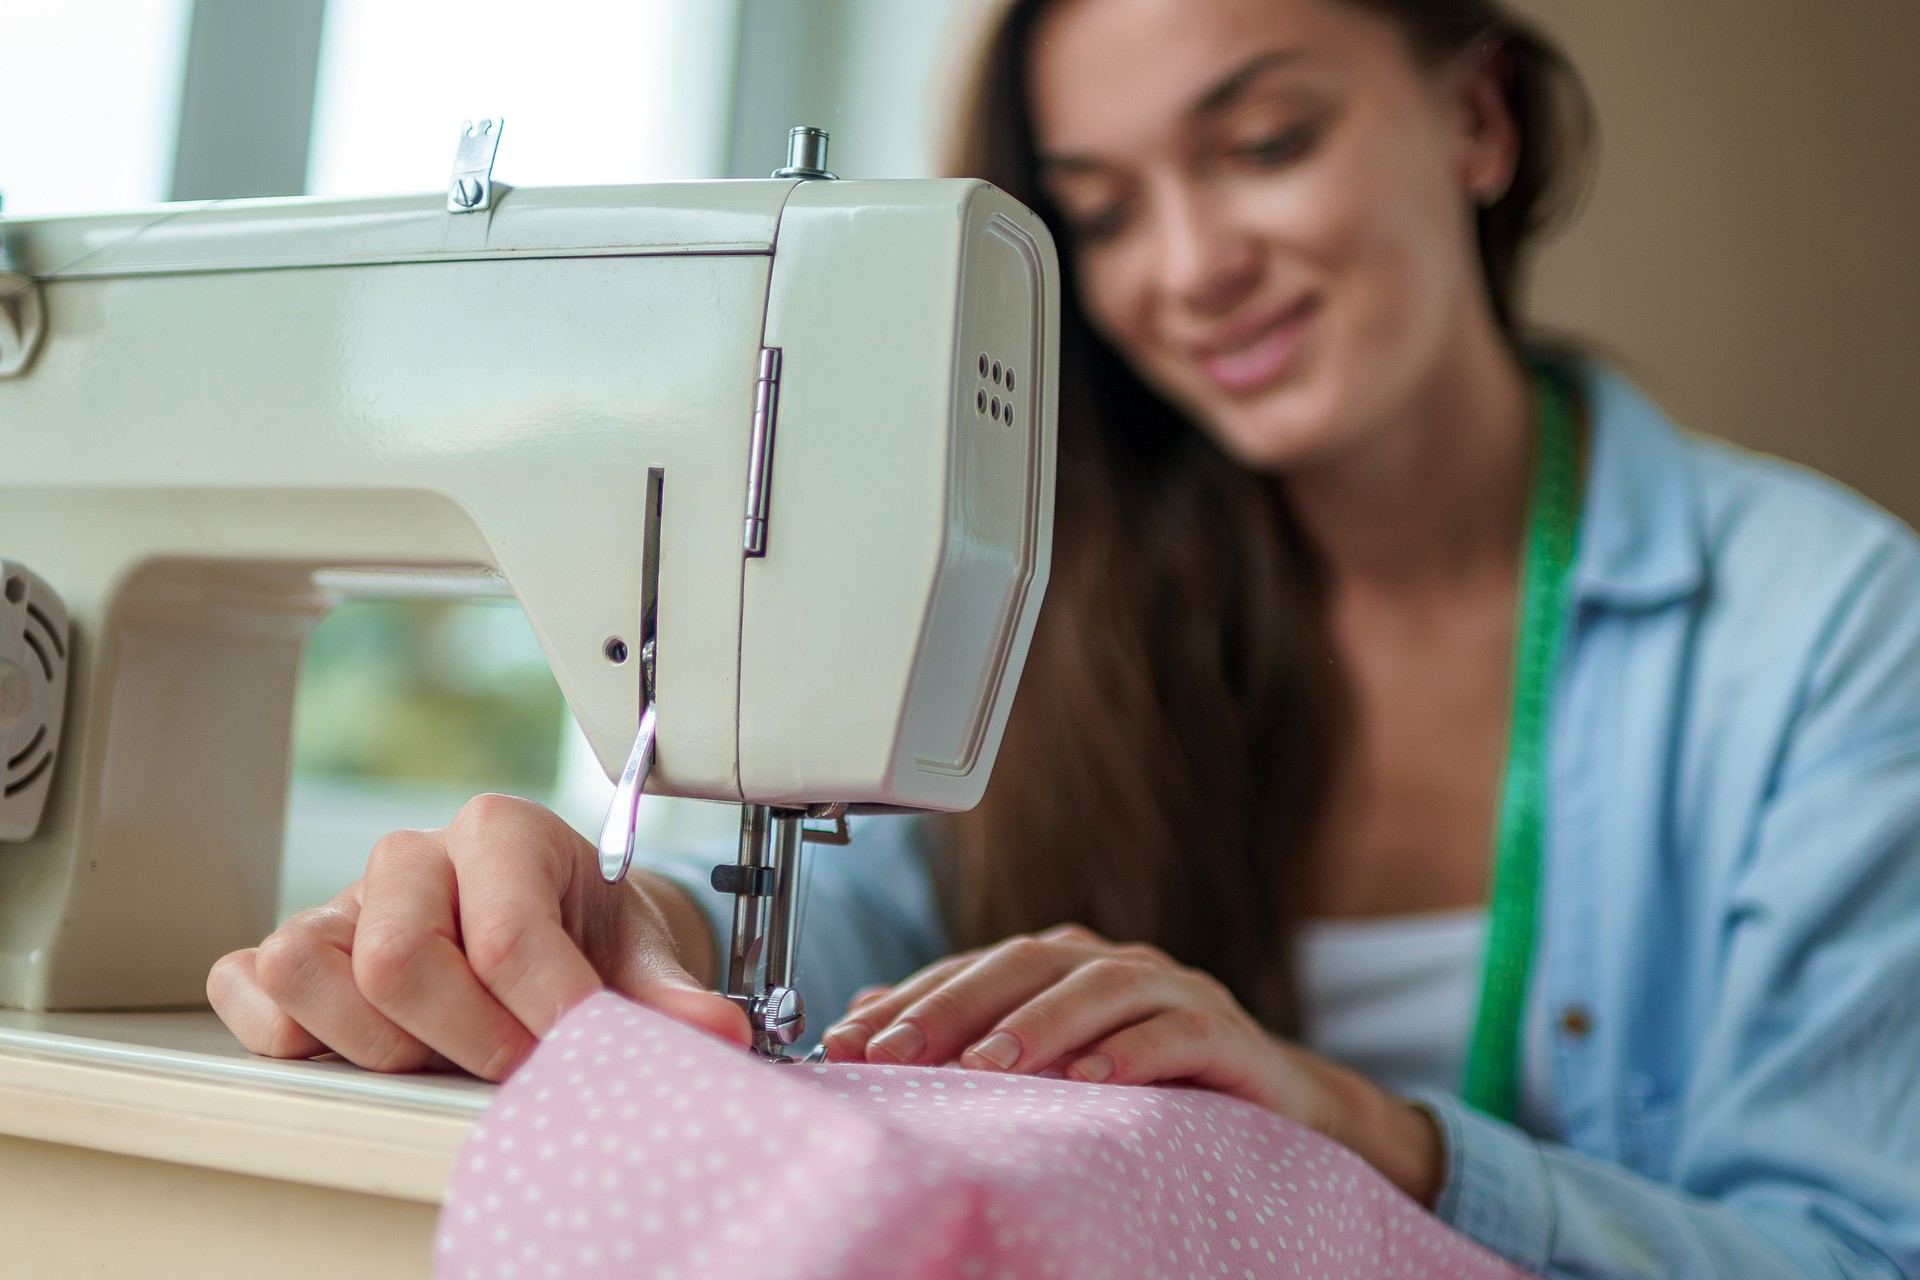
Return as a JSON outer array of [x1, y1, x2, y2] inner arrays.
[[0, 197, 44, 379], [448, 117, 504, 214]]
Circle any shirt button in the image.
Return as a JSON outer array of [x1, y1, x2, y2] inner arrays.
[[1557, 1005, 1594, 1039]]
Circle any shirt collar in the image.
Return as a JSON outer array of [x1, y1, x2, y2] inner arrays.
[[1563, 359, 1707, 611]]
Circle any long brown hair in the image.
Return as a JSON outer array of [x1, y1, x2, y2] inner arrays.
[[934, 0, 1593, 1034]]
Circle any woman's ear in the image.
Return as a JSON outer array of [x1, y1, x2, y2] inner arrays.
[[1454, 43, 1521, 207]]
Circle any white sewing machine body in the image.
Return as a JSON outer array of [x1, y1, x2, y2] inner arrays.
[[0, 171, 1057, 1276], [0, 177, 1059, 1016]]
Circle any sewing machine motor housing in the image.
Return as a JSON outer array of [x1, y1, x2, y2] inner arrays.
[[0, 175, 1059, 1012]]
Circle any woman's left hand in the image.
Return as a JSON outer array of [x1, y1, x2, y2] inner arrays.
[[821, 924, 1443, 1206]]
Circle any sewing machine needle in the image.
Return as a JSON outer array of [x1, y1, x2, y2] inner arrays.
[[596, 703, 657, 884]]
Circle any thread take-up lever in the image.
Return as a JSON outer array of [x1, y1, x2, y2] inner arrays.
[[595, 666, 656, 884], [595, 470, 664, 885]]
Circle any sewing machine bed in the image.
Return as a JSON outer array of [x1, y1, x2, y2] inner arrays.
[[0, 1007, 493, 1114], [0, 1008, 486, 1279], [440, 993, 1533, 1280]]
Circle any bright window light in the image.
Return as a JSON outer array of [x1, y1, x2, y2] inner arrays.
[[307, 0, 741, 198], [0, 0, 192, 215]]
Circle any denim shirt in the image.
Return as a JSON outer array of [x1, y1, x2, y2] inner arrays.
[[648, 362, 1920, 1278]]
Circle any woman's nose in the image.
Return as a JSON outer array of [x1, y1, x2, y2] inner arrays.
[[1149, 179, 1260, 315]]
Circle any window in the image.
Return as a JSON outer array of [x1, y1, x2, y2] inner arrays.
[[0, 0, 192, 214], [307, 0, 741, 198]]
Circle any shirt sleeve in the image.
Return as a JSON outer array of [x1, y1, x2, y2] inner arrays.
[[1417, 534, 1920, 1279], [638, 813, 950, 1051]]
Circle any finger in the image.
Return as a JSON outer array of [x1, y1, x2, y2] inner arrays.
[[444, 795, 607, 1039], [253, 891, 451, 1074], [602, 875, 749, 1048], [818, 954, 976, 1061], [209, 946, 328, 1061], [960, 952, 1187, 1074], [862, 935, 1097, 1067], [1065, 1007, 1271, 1106], [827, 985, 894, 1036], [354, 829, 542, 1079]]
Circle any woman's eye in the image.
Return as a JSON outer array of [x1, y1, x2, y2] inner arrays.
[[1234, 123, 1317, 169], [1061, 202, 1131, 244]]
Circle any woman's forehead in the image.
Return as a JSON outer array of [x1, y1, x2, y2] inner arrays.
[[1026, 0, 1382, 157]]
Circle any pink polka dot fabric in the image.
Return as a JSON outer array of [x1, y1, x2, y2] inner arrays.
[[437, 991, 1532, 1280]]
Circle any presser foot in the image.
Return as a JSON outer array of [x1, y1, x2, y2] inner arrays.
[[730, 985, 807, 1062]]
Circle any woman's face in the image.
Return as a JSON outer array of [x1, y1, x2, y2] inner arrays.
[[1027, 0, 1517, 470]]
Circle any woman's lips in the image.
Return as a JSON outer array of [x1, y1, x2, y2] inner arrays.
[[1192, 298, 1319, 395]]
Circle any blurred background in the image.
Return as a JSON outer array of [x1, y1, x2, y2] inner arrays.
[[3, 0, 1915, 917]]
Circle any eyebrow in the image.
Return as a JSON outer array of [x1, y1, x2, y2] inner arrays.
[[1192, 50, 1304, 116], [1035, 50, 1305, 176]]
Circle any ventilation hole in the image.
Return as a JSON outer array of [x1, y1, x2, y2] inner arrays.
[[1005, 368, 1016, 392], [21, 632, 49, 681], [3, 578, 21, 605], [990, 398, 1001, 420], [978, 354, 989, 378], [1004, 402, 1015, 426], [992, 361, 1003, 385], [7, 725, 45, 771], [25, 603, 63, 659], [976, 389, 987, 414], [4, 751, 50, 798]]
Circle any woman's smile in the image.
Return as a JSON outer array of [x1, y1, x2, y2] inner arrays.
[[1187, 293, 1322, 395]]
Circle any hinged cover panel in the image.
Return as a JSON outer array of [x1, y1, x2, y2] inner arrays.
[[739, 180, 1059, 810]]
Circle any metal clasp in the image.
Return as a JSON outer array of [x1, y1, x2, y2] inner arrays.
[[802, 804, 850, 846], [448, 117, 504, 213], [0, 195, 45, 378]]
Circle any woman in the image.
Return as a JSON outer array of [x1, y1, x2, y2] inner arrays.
[[209, 0, 1920, 1274]]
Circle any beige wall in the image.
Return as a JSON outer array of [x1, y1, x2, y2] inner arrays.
[[1513, 0, 1920, 523]]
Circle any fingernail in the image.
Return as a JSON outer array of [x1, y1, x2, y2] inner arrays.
[[868, 1022, 927, 1063], [821, 1022, 870, 1057], [1069, 1053, 1113, 1083], [965, 1030, 1021, 1071]]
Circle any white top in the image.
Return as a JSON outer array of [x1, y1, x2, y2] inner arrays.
[[1298, 909, 1557, 1137]]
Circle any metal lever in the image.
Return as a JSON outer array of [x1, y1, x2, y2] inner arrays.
[[596, 702, 656, 884], [595, 468, 664, 885]]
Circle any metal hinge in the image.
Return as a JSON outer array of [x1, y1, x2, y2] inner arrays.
[[742, 346, 782, 556]]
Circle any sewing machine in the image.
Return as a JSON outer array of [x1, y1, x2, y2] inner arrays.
[[0, 127, 1058, 1277]]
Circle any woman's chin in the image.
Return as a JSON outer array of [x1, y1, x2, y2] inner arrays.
[[1196, 381, 1347, 474]]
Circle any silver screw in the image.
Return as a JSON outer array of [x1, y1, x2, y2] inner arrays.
[[452, 177, 485, 208], [753, 986, 806, 1046]]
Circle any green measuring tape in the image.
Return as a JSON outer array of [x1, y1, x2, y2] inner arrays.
[[1460, 365, 1583, 1121]]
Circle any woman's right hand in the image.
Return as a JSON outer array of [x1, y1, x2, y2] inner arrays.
[[207, 793, 747, 1081]]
